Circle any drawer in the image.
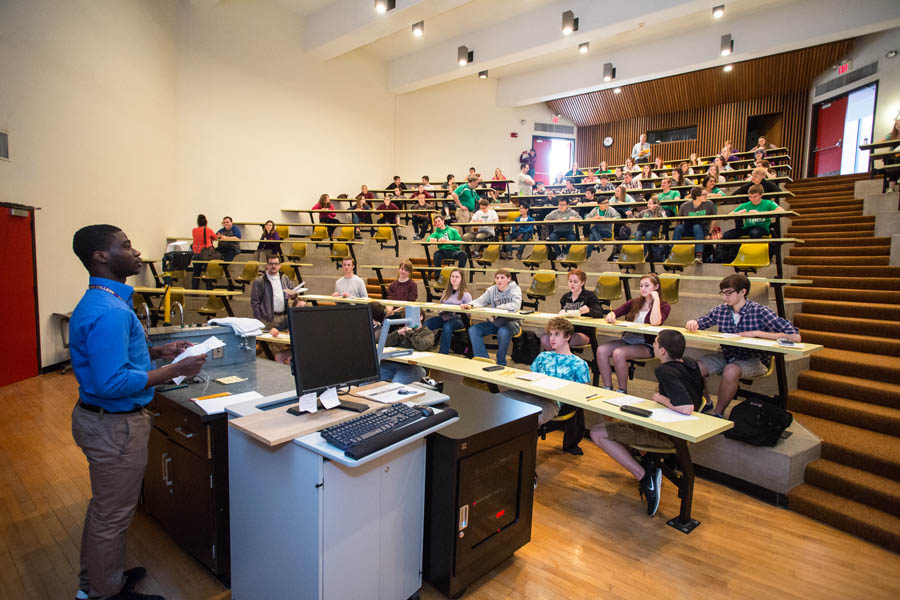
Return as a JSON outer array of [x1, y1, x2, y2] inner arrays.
[[147, 396, 210, 459]]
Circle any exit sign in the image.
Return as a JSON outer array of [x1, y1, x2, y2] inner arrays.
[[837, 62, 851, 75]]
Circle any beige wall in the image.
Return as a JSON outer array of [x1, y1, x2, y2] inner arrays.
[[394, 76, 574, 190]]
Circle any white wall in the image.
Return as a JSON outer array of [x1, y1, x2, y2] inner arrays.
[[805, 27, 900, 177], [0, 0, 178, 367], [393, 76, 574, 188]]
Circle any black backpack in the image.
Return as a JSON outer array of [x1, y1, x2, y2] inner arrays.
[[724, 399, 793, 446], [511, 330, 542, 365]]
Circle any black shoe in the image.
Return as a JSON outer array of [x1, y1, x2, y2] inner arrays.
[[564, 445, 583, 456], [123, 567, 147, 591], [639, 467, 661, 516], [106, 591, 165, 600]]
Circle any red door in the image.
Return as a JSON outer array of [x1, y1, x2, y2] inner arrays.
[[813, 96, 848, 177], [532, 137, 552, 185], [0, 206, 40, 386]]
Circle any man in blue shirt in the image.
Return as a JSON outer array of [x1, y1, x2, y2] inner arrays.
[[215, 216, 242, 262], [70, 225, 206, 600]]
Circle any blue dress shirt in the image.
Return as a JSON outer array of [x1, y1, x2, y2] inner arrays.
[[70, 276, 153, 411]]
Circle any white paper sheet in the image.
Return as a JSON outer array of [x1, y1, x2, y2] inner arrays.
[[740, 338, 779, 347], [195, 391, 263, 415], [299, 392, 317, 414], [708, 332, 740, 339], [405, 351, 434, 359], [319, 387, 340, 410], [171, 336, 226, 383], [641, 326, 663, 333], [515, 372, 543, 381], [531, 377, 570, 391], [602, 395, 643, 407], [649, 408, 698, 422]]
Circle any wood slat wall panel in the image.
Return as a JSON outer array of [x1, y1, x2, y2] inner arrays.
[[576, 91, 809, 172]]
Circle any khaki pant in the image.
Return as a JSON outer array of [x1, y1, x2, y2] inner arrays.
[[72, 403, 151, 598], [455, 207, 471, 223]]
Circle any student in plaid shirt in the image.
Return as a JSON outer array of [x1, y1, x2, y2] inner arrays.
[[685, 274, 800, 418]]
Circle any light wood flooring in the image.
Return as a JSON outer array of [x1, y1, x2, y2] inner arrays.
[[1, 372, 899, 600]]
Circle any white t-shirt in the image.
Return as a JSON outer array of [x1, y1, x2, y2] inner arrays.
[[471, 209, 499, 236], [267, 272, 285, 313]]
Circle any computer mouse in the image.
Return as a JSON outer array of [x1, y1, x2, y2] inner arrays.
[[419, 406, 434, 417]]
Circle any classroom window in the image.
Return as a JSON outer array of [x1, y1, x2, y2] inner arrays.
[[647, 126, 697, 143]]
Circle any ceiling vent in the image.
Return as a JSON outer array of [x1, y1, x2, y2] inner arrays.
[[815, 62, 877, 97], [535, 122, 575, 135]]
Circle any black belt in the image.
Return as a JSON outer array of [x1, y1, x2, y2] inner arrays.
[[78, 401, 143, 415]]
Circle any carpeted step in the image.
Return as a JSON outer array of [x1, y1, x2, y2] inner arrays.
[[789, 245, 889, 256], [809, 347, 900, 386], [799, 299, 900, 321], [802, 276, 900, 290], [788, 389, 900, 435], [792, 413, 900, 479], [797, 237, 890, 248], [791, 231, 874, 239], [788, 483, 900, 554], [796, 265, 900, 278], [788, 199, 862, 208], [786, 286, 900, 304], [794, 313, 900, 338], [787, 223, 874, 233], [799, 329, 900, 356], [803, 459, 900, 518], [789, 216, 874, 226], [785, 256, 889, 266], [796, 370, 900, 409]]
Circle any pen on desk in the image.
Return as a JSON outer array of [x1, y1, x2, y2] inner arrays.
[[585, 393, 603, 401]]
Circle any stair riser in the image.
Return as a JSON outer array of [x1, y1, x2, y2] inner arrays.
[[788, 493, 900, 555], [810, 355, 900, 386], [797, 266, 900, 277], [819, 443, 900, 481], [798, 239, 892, 247], [785, 257, 889, 266], [788, 395, 900, 437], [789, 247, 890, 257], [786, 287, 900, 303], [803, 467, 900, 518], [796, 373, 900, 409], [790, 217, 874, 226], [794, 314, 900, 337], [802, 277, 900, 290], [798, 331, 900, 357]]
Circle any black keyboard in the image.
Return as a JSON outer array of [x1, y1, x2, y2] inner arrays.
[[321, 404, 427, 451]]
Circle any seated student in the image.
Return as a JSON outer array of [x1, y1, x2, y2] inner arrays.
[[545, 197, 581, 260], [491, 167, 508, 193], [595, 174, 615, 195], [653, 156, 666, 172], [356, 185, 375, 201], [582, 173, 597, 185], [634, 164, 658, 189], [713, 155, 733, 173], [424, 268, 472, 354], [411, 192, 433, 240], [452, 175, 481, 223], [216, 216, 242, 262], [596, 273, 670, 393], [585, 195, 621, 258], [534, 180, 547, 196], [463, 199, 499, 250], [734, 167, 780, 196], [385, 175, 406, 192], [352, 195, 374, 231], [669, 169, 688, 196], [686, 274, 800, 417], [611, 184, 637, 217], [565, 162, 584, 184], [191, 213, 218, 289], [624, 157, 639, 173], [563, 179, 577, 195], [678, 162, 695, 184], [632, 195, 665, 242], [723, 184, 784, 240], [414, 184, 434, 199], [510, 203, 535, 260], [673, 187, 717, 262], [656, 177, 681, 216], [578, 187, 600, 237], [427, 214, 467, 268], [442, 173, 456, 191], [421, 175, 435, 190], [256, 219, 282, 260], [371, 303, 426, 384], [590, 329, 705, 517], [313, 193, 340, 229], [332, 256, 368, 298], [753, 158, 777, 179], [688, 152, 701, 168], [594, 160, 611, 175], [612, 166, 624, 181], [540, 269, 604, 350], [383, 260, 418, 320], [706, 164, 726, 186], [702, 173, 726, 198], [250, 254, 303, 363], [462, 269, 522, 366], [622, 171, 642, 191], [751, 136, 778, 153], [721, 143, 739, 163], [376, 196, 403, 239], [500, 317, 591, 430]]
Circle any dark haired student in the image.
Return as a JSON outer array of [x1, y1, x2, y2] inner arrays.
[[70, 225, 206, 600]]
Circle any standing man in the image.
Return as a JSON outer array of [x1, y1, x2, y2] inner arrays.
[[517, 164, 534, 197], [250, 254, 302, 337], [631, 133, 651, 163], [216, 216, 242, 262], [70, 225, 206, 600], [452, 174, 480, 223]]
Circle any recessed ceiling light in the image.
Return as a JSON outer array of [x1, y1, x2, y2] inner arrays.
[[478, 70, 488, 79], [603, 62, 616, 82], [562, 10, 578, 35], [723, 64, 733, 72], [374, 0, 395, 14], [613, 87, 622, 94], [720, 34, 733, 57], [712, 4, 725, 19], [411, 21, 424, 38], [578, 42, 589, 54], [458, 45, 473, 66]]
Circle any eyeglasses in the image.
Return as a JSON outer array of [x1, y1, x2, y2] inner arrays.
[[720, 289, 736, 296]]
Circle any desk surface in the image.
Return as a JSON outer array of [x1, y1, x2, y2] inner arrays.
[[414, 238, 801, 246], [453, 210, 795, 226], [134, 286, 242, 297]]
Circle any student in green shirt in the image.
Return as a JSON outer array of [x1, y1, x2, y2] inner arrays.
[[702, 174, 725, 198], [723, 184, 783, 240], [452, 175, 481, 223], [427, 214, 468, 267], [656, 177, 681, 216]]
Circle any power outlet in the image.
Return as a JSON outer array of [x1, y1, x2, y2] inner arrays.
[[212, 347, 225, 359]]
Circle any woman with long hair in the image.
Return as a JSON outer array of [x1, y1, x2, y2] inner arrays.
[[423, 268, 472, 354], [257, 219, 281, 259], [595, 273, 671, 393]]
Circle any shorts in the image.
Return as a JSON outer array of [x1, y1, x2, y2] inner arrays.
[[698, 352, 767, 378], [604, 420, 674, 450]]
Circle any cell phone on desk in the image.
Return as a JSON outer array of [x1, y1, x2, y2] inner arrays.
[[482, 365, 505, 372], [519, 309, 535, 315], [620, 405, 652, 418], [777, 338, 796, 346]]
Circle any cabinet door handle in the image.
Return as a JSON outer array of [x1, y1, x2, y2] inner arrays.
[[174, 426, 195, 439], [161, 452, 168, 483], [164, 455, 173, 486], [146, 409, 160, 417]]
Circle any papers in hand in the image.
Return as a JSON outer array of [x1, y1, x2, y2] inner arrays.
[[171, 336, 225, 384], [195, 391, 262, 415], [292, 282, 308, 294]]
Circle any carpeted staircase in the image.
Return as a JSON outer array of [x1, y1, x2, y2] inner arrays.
[[781, 174, 900, 554]]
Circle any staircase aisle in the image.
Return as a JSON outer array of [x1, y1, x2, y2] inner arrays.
[[781, 174, 900, 554]]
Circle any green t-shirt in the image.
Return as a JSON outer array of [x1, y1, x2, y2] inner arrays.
[[427, 225, 462, 251], [453, 184, 480, 212], [657, 190, 681, 205], [735, 199, 779, 231]]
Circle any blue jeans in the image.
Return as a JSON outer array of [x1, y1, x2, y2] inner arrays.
[[673, 222, 707, 257], [379, 361, 426, 384], [469, 320, 517, 365], [548, 230, 576, 257], [424, 316, 465, 354], [510, 232, 532, 256], [634, 229, 655, 241], [587, 226, 612, 257]]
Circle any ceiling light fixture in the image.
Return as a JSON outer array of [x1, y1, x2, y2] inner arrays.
[[720, 34, 733, 56], [374, 0, 395, 14], [578, 42, 589, 54], [712, 4, 725, 19], [723, 64, 733, 72], [562, 10, 579, 35], [603, 62, 616, 82], [613, 87, 622, 94], [479, 70, 488, 79], [412, 21, 424, 38], [458, 45, 474, 66]]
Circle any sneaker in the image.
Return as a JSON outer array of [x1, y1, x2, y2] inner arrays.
[[413, 235, 421, 240], [76, 567, 147, 599], [639, 466, 661, 516], [701, 402, 715, 414], [694, 253, 703, 264], [515, 252, 523, 260]]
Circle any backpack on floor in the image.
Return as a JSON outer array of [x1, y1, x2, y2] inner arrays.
[[724, 399, 793, 446], [511, 330, 541, 365]]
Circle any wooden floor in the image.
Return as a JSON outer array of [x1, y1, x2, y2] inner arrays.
[[2, 373, 899, 600]]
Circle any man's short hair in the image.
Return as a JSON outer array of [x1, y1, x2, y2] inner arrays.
[[656, 329, 686, 359], [72, 224, 122, 270], [393, 175, 401, 181], [399, 260, 413, 273], [546, 316, 574, 339], [266, 253, 281, 264], [751, 167, 767, 179], [422, 175, 429, 182], [558, 197, 568, 204], [689, 186, 704, 200], [223, 216, 233, 222], [370, 302, 386, 323], [584, 188, 594, 196], [747, 184, 764, 196], [467, 174, 479, 184], [432, 213, 444, 224], [720, 273, 751, 295], [478, 198, 489, 207], [495, 268, 511, 279], [342, 256, 355, 266]]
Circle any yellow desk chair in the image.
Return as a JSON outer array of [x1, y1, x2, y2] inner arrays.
[[663, 244, 695, 273], [728, 242, 770, 274], [659, 276, 680, 305], [374, 226, 399, 257], [616, 244, 646, 273], [310, 225, 329, 247], [593, 274, 623, 312], [522, 270, 556, 311], [735, 358, 776, 404], [335, 226, 355, 242], [329, 243, 350, 266], [559, 243, 588, 269], [233, 261, 260, 289], [286, 242, 307, 262], [199, 260, 225, 289], [522, 244, 549, 269], [197, 295, 225, 318], [475, 243, 500, 269], [279, 263, 298, 285], [275, 225, 290, 240]]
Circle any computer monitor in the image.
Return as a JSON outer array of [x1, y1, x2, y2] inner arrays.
[[286, 304, 381, 395]]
